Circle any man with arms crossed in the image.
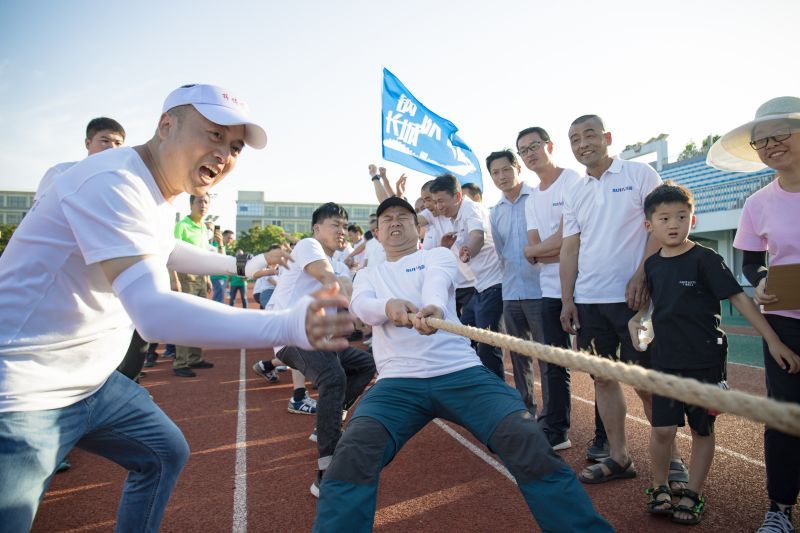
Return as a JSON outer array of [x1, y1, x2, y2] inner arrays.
[[519, 126, 582, 453], [0, 84, 353, 532], [313, 197, 612, 532]]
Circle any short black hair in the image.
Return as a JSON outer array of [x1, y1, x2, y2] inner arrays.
[[485, 150, 518, 173], [312, 202, 349, 226], [86, 117, 125, 140], [421, 179, 436, 192], [347, 223, 363, 234], [644, 181, 695, 219], [461, 182, 483, 199], [189, 193, 209, 206], [570, 114, 605, 130], [268, 243, 282, 251], [516, 126, 551, 146], [222, 230, 234, 236], [428, 173, 461, 196]]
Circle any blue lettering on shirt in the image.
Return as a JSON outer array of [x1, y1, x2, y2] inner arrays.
[[611, 185, 634, 193], [405, 264, 426, 273]]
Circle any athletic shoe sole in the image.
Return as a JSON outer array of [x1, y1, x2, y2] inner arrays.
[[287, 405, 316, 416], [552, 439, 572, 451]]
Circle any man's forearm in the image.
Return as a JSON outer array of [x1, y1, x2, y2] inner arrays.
[[466, 230, 484, 257], [560, 239, 579, 302]]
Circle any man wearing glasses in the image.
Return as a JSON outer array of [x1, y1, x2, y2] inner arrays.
[[516, 127, 583, 453]]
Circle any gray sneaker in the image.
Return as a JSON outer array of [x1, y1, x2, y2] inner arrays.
[[757, 509, 794, 533], [586, 436, 610, 461]]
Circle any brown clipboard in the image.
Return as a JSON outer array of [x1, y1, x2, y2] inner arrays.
[[764, 263, 800, 312]]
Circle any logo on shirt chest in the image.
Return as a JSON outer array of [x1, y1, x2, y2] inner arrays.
[[611, 185, 634, 193], [405, 264, 426, 273], [679, 280, 696, 287], [552, 200, 564, 207]]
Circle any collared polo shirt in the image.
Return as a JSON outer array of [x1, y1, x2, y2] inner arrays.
[[562, 157, 661, 303], [490, 182, 542, 300], [174, 216, 209, 249], [452, 197, 503, 292]]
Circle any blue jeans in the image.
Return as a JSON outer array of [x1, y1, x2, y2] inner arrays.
[[314, 366, 611, 532], [229, 285, 247, 308], [211, 277, 227, 303], [0, 371, 189, 532], [259, 288, 274, 310], [461, 284, 504, 378]]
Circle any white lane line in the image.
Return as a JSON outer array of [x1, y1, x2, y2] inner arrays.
[[232, 349, 248, 533], [507, 371, 765, 468], [432, 419, 515, 484]]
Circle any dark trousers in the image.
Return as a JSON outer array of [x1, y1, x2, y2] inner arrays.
[[502, 299, 543, 414], [117, 329, 149, 381], [229, 285, 247, 308], [461, 284, 504, 379], [763, 314, 800, 505], [277, 346, 375, 461], [455, 287, 476, 319], [540, 297, 572, 437]]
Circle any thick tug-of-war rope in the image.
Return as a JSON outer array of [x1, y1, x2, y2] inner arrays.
[[410, 314, 800, 438]]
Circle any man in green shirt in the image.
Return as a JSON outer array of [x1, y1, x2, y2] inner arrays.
[[172, 193, 215, 377]]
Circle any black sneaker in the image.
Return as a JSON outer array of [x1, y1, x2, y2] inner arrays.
[[173, 367, 196, 378], [189, 361, 214, 369], [143, 353, 157, 368], [310, 469, 325, 498], [586, 435, 610, 461]]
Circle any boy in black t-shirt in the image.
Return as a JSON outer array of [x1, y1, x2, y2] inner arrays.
[[628, 183, 798, 526]]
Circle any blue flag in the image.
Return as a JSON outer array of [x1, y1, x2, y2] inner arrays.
[[382, 68, 482, 190]]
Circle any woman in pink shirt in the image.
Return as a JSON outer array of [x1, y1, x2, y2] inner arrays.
[[708, 96, 800, 533]]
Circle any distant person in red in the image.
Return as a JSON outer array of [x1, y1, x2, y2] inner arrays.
[[709, 96, 800, 533], [0, 83, 354, 532]]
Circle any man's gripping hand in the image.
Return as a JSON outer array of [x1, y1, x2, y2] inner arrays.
[[412, 305, 443, 335], [385, 299, 418, 328], [305, 283, 355, 351]]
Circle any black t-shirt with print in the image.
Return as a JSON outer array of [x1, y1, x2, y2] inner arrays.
[[645, 243, 743, 370]]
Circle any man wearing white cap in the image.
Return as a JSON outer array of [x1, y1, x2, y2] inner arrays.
[[0, 84, 355, 532], [709, 96, 800, 533]]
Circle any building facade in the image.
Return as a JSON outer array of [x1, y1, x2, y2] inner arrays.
[[236, 191, 376, 236], [0, 191, 35, 225]]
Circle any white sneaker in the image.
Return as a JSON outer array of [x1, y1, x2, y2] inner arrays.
[[309, 428, 317, 442], [288, 394, 317, 415], [757, 510, 794, 533]]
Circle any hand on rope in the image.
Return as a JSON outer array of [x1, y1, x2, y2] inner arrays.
[[406, 312, 800, 438]]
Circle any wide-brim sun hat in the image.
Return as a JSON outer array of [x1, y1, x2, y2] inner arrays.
[[706, 96, 800, 172], [162, 84, 267, 149]]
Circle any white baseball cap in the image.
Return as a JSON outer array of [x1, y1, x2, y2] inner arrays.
[[162, 84, 267, 149]]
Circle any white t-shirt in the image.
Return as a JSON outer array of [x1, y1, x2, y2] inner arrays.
[[452, 197, 503, 292], [34, 161, 77, 201], [525, 169, 581, 298], [351, 247, 480, 379], [562, 158, 662, 303], [253, 274, 276, 294], [364, 237, 386, 268], [267, 237, 331, 352], [421, 209, 475, 288], [0, 147, 176, 412], [331, 243, 353, 277]]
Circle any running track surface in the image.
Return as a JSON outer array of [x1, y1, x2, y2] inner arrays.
[[33, 336, 787, 532]]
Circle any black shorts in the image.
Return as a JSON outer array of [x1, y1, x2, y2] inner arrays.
[[651, 365, 725, 436], [576, 303, 651, 368]]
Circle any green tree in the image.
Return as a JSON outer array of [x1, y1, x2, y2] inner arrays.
[[0, 224, 17, 256], [236, 224, 291, 255], [678, 134, 721, 161]]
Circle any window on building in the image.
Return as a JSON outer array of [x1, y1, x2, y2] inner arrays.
[[6, 196, 28, 209], [278, 206, 295, 218]]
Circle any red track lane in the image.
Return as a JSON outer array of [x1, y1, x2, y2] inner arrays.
[[32, 337, 790, 532]]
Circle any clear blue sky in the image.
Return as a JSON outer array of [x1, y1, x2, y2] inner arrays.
[[1, 0, 798, 230]]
